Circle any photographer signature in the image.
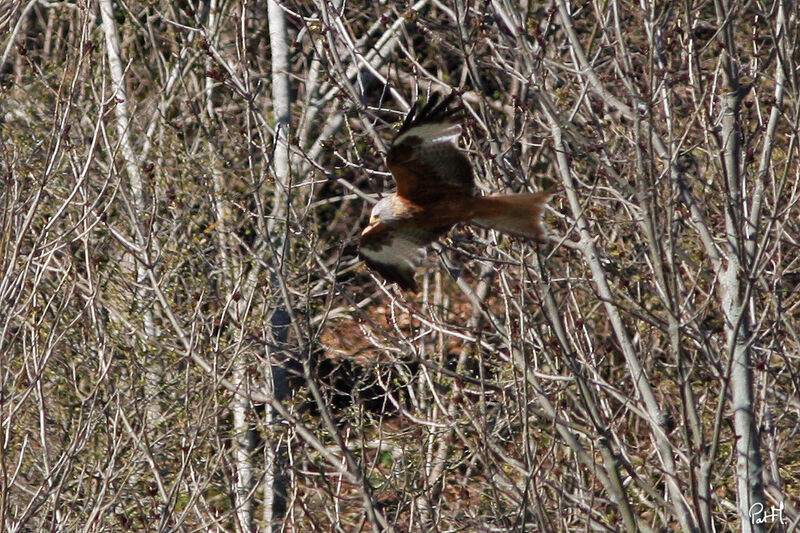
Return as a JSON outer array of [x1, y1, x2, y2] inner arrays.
[[749, 501, 788, 525]]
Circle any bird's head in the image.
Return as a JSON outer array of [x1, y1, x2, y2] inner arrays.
[[362, 196, 397, 235]]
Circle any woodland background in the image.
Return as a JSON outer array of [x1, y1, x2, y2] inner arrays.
[[1, 0, 799, 531]]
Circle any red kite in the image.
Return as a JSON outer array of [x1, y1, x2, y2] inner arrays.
[[359, 93, 551, 291]]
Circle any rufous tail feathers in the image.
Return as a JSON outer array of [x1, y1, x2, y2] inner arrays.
[[469, 192, 552, 243]]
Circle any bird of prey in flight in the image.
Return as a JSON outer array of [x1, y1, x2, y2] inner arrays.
[[359, 93, 551, 291]]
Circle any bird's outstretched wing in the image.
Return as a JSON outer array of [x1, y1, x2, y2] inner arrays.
[[386, 93, 475, 206], [359, 222, 449, 292]]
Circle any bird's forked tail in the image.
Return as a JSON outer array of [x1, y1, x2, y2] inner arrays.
[[469, 192, 552, 243]]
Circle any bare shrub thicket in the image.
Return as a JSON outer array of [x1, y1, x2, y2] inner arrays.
[[1, 0, 798, 531]]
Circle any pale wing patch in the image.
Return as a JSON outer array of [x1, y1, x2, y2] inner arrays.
[[359, 226, 446, 292], [394, 123, 462, 146], [360, 237, 425, 271]]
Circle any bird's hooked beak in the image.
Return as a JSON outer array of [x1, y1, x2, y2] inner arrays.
[[361, 215, 380, 236]]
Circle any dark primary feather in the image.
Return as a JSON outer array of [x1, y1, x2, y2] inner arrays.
[[396, 92, 463, 136]]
